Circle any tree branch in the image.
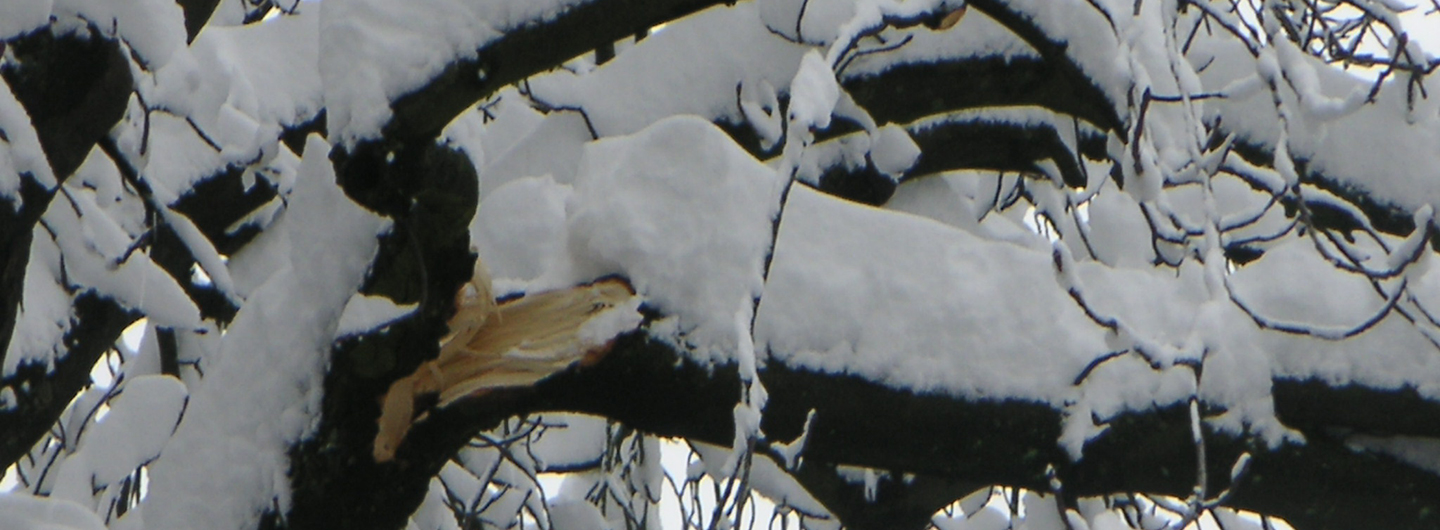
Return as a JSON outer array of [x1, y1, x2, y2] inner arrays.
[[0, 27, 135, 469], [176, 0, 222, 43], [284, 323, 1440, 530], [360, 0, 731, 154], [0, 294, 140, 468]]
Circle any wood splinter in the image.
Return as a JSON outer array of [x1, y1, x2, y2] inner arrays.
[[373, 261, 639, 463]]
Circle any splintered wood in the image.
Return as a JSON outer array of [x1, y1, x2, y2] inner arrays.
[[937, 6, 965, 30], [373, 266, 638, 462]]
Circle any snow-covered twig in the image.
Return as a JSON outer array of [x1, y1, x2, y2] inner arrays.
[[1225, 274, 1406, 339]]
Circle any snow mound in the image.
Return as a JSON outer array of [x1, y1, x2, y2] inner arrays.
[[547, 115, 784, 358]]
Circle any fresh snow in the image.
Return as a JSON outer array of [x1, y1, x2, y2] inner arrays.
[[140, 135, 388, 530], [869, 123, 921, 178], [0, 492, 105, 530], [5, 149, 215, 377], [755, 185, 1108, 405], [45, 182, 203, 330], [50, 0, 186, 70], [472, 176, 573, 282], [0, 0, 51, 41], [183, 8, 323, 128], [753, 182, 1434, 455], [319, 0, 595, 146], [335, 293, 417, 340], [541, 115, 783, 358], [159, 205, 241, 304], [578, 296, 645, 348], [49, 376, 187, 508], [8, 0, 1440, 526], [2, 232, 70, 377], [840, 7, 1041, 77], [121, 113, 226, 206], [1344, 433, 1440, 475], [1193, 36, 1440, 216], [0, 75, 56, 205], [525, 3, 810, 138], [691, 441, 836, 527], [475, 112, 591, 199], [494, 38, 1440, 460]]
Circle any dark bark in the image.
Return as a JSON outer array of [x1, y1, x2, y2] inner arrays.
[[100, 138, 255, 324], [0, 3, 1430, 530], [786, 461, 987, 530], [1228, 139, 1419, 238], [368, 0, 732, 151], [843, 55, 1119, 139], [961, 0, 1124, 135], [0, 27, 133, 360], [0, 295, 140, 468], [177, 0, 223, 43], [272, 2, 1440, 529], [0, 28, 133, 181], [0, 27, 135, 469], [282, 0, 738, 521], [281, 110, 328, 156], [1273, 378, 1440, 438], [904, 119, 1095, 186], [287, 326, 1440, 530], [282, 140, 480, 530]]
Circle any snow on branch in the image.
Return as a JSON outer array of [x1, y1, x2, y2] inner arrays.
[[10, 1, 1440, 529]]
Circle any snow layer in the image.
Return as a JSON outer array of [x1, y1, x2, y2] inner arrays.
[[319, 0, 593, 146], [50, 376, 188, 508], [841, 7, 1041, 77], [1080, 181, 1157, 268], [140, 135, 388, 530], [47, 184, 202, 329], [759, 0, 859, 44], [50, 0, 186, 69], [548, 498, 610, 530], [996, 0, 1130, 108], [1234, 238, 1440, 398], [883, 173, 1048, 249], [5, 156, 210, 378], [2, 231, 70, 377], [545, 115, 784, 357], [473, 176, 572, 282], [0, 492, 105, 530], [112, 7, 321, 210], [477, 112, 592, 198], [755, 185, 1107, 404], [1345, 433, 1440, 475], [523, 414, 609, 471], [752, 182, 1434, 454], [870, 124, 921, 177], [1193, 36, 1440, 215], [125, 113, 226, 205], [335, 293, 417, 339], [0, 74, 57, 205], [469, 105, 1440, 457], [691, 441, 835, 525], [0, 0, 50, 40], [189, 8, 323, 127], [526, 3, 810, 138]]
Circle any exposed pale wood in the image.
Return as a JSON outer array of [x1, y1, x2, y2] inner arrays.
[[372, 275, 637, 462], [937, 5, 966, 29]]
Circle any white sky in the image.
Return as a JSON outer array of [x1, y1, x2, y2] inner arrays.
[[1402, 1, 1440, 52]]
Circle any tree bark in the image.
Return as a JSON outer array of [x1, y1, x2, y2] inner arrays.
[[287, 327, 1440, 530], [277, 2, 1440, 529], [0, 27, 136, 469]]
